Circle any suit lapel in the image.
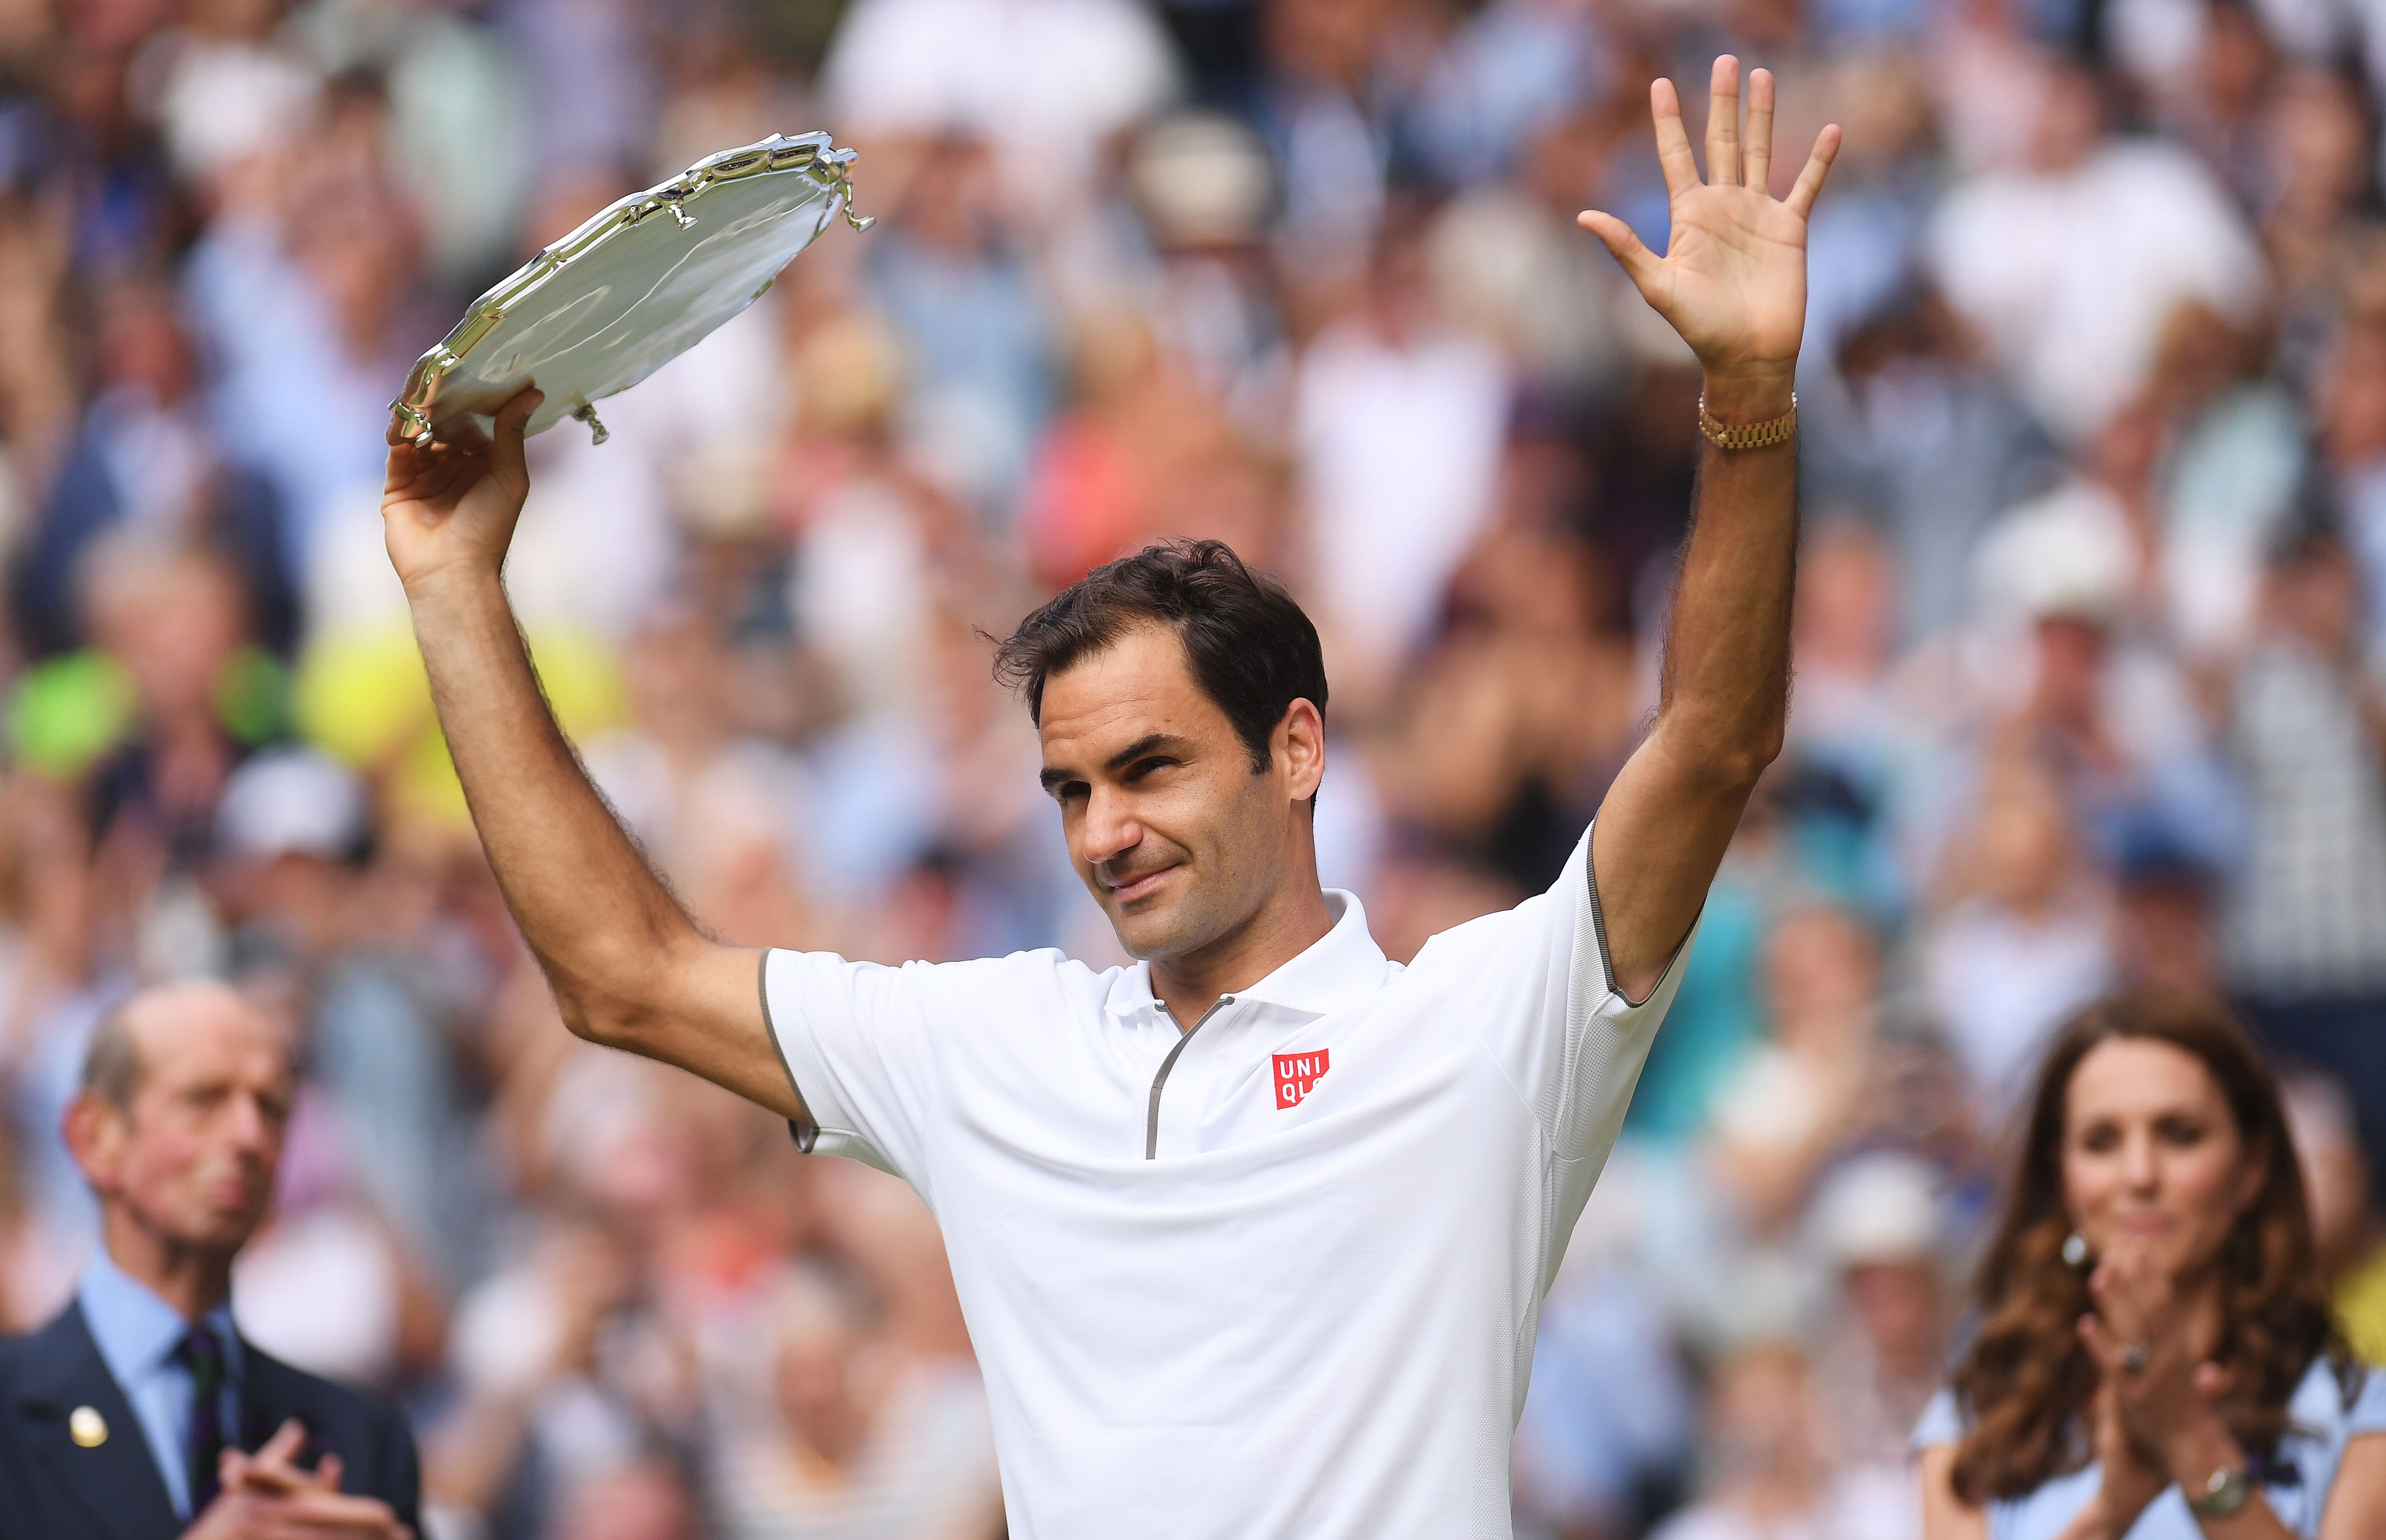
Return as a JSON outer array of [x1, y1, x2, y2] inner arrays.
[[237, 1338, 332, 1471], [14, 1303, 181, 1540]]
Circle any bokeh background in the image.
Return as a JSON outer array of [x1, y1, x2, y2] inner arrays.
[[0, 0, 2383, 1536]]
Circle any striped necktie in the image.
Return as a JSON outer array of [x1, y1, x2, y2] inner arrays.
[[176, 1324, 227, 1515]]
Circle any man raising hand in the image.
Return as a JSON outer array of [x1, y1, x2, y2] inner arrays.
[[383, 57, 1832, 1540]]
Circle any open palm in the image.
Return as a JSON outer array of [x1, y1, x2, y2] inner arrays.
[[1579, 59, 1840, 388]]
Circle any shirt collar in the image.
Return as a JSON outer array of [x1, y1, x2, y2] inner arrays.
[[1104, 889, 1389, 1020], [78, 1245, 238, 1386]]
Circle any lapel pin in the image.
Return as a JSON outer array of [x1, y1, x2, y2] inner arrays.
[[68, 1405, 107, 1447]]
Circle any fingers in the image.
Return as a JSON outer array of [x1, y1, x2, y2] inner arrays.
[[261, 1417, 308, 1464], [2077, 1309, 2122, 1375], [1576, 209, 1664, 295], [2087, 1264, 2141, 1349], [1746, 68, 1775, 194], [1705, 55, 1741, 188], [1785, 123, 1842, 218], [492, 386, 543, 482], [257, 1489, 405, 1536], [2091, 1240, 2166, 1341], [226, 1420, 311, 1494], [1649, 79, 1699, 199]]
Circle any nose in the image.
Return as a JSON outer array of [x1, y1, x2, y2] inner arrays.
[[1078, 786, 1143, 872], [2120, 1127, 2160, 1193], [223, 1091, 279, 1162]]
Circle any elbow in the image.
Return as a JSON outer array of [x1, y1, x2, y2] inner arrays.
[[555, 993, 611, 1046], [539, 925, 710, 1054], [548, 968, 650, 1052], [1718, 725, 1785, 791], [1654, 714, 1783, 799]]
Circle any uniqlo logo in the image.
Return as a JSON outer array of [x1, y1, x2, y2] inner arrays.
[[1273, 1049, 1330, 1109]]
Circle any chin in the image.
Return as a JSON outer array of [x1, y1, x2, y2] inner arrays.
[[1110, 904, 1199, 964], [191, 1208, 269, 1252]]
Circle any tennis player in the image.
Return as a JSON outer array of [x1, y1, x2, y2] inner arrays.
[[384, 56, 1835, 1539]]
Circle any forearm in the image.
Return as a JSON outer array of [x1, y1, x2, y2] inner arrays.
[[1653, 368, 1799, 783], [404, 570, 703, 1036], [1587, 370, 1798, 998]]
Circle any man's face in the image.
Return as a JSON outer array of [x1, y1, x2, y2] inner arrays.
[[73, 991, 293, 1258], [1037, 624, 1319, 968]]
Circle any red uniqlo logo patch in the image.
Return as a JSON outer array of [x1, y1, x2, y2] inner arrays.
[[1273, 1049, 1330, 1109]]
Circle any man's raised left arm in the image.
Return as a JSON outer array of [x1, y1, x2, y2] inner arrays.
[[1578, 56, 1840, 1001]]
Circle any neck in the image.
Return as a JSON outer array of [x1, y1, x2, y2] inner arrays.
[[101, 1207, 233, 1322], [1150, 879, 1336, 1030]]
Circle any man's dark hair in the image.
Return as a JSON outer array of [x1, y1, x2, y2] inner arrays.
[[993, 540, 1327, 776]]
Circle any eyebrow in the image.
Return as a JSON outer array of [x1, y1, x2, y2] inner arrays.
[[1039, 733, 1193, 791]]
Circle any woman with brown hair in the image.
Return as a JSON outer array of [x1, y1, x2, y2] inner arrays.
[[1916, 989, 2386, 1538]]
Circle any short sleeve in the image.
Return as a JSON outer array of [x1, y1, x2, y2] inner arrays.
[[1911, 1388, 1966, 1453], [1407, 820, 1694, 1161], [761, 948, 944, 1185], [2350, 1363, 2386, 1436]]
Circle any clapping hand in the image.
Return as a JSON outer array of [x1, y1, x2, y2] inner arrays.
[[183, 1419, 413, 1540], [1577, 57, 1839, 416], [2074, 1239, 2251, 1536], [2077, 1240, 2241, 1461]]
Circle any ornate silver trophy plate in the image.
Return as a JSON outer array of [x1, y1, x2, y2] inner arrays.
[[387, 132, 870, 449]]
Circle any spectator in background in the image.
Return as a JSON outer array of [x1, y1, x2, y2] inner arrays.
[[1650, 1341, 1911, 1540], [1802, 285, 2051, 652], [1383, 520, 1639, 894], [2223, 527, 2386, 1190], [1924, 756, 2113, 1109], [1706, 905, 1885, 1240], [0, 982, 419, 1540], [2284, 1072, 2386, 1364], [1928, 54, 2267, 443], [1297, 214, 1509, 712], [10, 278, 294, 660], [1807, 1153, 1950, 1485], [1917, 991, 2385, 1539], [819, 0, 1180, 216], [862, 132, 1056, 514], [710, 1265, 999, 1540], [2319, 312, 2386, 667]]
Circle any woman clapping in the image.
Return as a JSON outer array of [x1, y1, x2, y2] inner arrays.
[[1917, 990, 2386, 1538]]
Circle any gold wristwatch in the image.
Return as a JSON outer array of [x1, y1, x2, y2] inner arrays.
[[1697, 391, 1799, 450], [2188, 1463, 2251, 1517]]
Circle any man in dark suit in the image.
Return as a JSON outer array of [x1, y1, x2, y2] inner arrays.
[[0, 981, 418, 1538]]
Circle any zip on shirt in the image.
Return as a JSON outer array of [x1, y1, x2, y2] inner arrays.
[[1144, 996, 1232, 1159]]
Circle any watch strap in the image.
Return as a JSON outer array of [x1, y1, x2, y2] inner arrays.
[[1697, 391, 1799, 451]]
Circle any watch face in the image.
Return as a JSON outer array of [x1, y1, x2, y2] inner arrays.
[[2194, 1466, 2252, 1517]]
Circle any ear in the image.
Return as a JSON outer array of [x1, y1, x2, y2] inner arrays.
[[2236, 1140, 2272, 1217], [1277, 699, 1326, 804], [61, 1093, 126, 1196]]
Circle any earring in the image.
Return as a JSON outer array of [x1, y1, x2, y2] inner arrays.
[[2062, 1231, 2090, 1267]]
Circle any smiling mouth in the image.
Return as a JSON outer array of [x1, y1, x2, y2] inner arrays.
[[1106, 867, 1174, 904]]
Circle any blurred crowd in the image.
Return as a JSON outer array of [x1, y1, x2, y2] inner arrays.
[[0, 0, 2383, 1536]]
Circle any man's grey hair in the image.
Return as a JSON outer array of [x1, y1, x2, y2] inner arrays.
[[80, 1001, 146, 1109], [79, 982, 290, 1110]]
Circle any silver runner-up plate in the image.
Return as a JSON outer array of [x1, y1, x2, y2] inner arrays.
[[387, 132, 871, 450]]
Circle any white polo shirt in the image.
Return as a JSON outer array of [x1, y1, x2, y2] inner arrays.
[[762, 824, 1688, 1539]]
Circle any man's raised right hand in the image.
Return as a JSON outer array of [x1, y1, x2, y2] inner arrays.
[[381, 386, 543, 597]]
